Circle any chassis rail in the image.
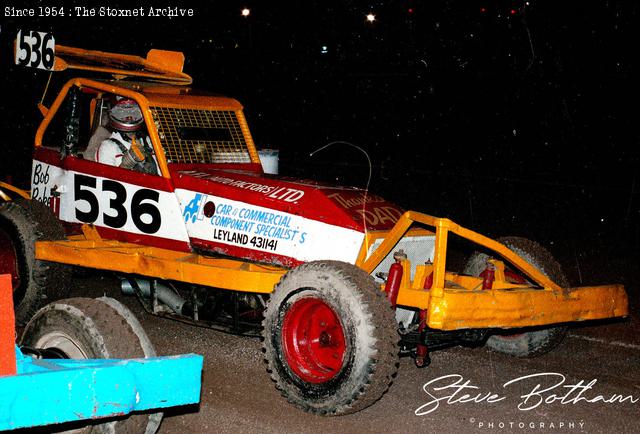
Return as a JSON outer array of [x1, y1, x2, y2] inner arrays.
[[0, 182, 30, 201]]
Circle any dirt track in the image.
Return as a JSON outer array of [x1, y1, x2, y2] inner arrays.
[[65, 274, 639, 434]]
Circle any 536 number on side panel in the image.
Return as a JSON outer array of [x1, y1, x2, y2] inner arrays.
[[74, 174, 161, 234]]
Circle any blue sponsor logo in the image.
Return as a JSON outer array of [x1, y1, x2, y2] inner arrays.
[[183, 193, 206, 223]]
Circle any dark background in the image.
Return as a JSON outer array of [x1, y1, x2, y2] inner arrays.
[[1, 1, 638, 290]]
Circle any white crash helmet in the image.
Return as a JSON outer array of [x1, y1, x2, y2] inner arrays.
[[109, 98, 143, 132]]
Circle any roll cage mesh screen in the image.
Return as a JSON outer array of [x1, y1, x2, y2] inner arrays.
[[151, 107, 251, 164]]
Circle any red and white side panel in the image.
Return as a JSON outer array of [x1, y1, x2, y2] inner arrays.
[[176, 189, 365, 265], [31, 159, 189, 245]]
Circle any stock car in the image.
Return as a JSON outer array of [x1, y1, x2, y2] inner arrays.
[[0, 40, 628, 415]]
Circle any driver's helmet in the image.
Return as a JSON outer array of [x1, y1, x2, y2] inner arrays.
[[109, 99, 143, 132]]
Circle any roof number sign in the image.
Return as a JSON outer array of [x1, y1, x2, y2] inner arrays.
[[15, 30, 55, 70]]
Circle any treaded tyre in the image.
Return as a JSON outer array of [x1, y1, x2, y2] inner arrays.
[[464, 236, 569, 357], [20, 297, 163, 434], [0, 198, 70, 325], [262, 260, 399, 415]]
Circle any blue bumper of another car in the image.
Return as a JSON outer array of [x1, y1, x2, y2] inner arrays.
[[0, 346, 203, 431]]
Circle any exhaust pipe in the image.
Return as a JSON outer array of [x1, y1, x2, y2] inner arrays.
[[121, 279, 187, 315]]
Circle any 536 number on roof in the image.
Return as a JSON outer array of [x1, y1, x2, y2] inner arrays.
[[15, 30, 55, 70]]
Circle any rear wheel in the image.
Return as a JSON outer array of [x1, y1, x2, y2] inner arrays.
[[464, 236, 569, 357], [20, 297, 163, 434], [262, 260, 399, 415], [0, 199, 69, 324]]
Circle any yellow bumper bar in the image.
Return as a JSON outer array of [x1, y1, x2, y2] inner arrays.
[[427, 284, 628, 330]]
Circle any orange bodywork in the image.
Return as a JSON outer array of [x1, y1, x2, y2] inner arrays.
[[53, 45, 193, 84]]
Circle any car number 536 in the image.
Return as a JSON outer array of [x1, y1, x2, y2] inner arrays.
[[74, 174, 162, 234]]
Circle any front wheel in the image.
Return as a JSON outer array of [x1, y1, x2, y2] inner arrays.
[[20, 297, 163, 434], [262, 260, 399, 415], [464, 236, 569, 357]]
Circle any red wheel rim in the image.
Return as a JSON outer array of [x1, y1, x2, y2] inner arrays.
[[0, 229, 20, 289], [281, 297, 346, 384]]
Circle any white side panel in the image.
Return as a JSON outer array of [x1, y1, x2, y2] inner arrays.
[[176, 189, 365, 264], [31, 160, 189, 242]]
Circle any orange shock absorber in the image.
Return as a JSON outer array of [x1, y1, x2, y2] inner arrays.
[[385, 250, 406, 308]]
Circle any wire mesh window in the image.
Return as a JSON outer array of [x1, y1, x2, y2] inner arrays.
[[152, 107, 251, 164]]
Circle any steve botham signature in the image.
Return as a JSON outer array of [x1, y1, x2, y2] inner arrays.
[[415, 373, 639, 416]]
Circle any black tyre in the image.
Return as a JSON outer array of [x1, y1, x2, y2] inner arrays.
[[262, 260, 399, 415], [0, 198, 70, 324], [20, 297, 163, 434], [463, 236, 569, 357]]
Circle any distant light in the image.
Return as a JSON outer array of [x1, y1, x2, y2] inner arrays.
[[241, 8, 250, 17], [321, 45, 328, 54], [366, 13, 376, 22], [510, 9, 517, 15], [408, 8, 414, 14], [480, 7, 486, 13]]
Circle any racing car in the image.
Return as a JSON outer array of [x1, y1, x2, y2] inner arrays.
[[0, 39, 628, 416]]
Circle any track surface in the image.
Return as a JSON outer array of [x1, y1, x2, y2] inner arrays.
[[68, 275, 638, 434]]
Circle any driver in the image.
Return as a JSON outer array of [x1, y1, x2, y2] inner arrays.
[[94, 98, 158, 175]]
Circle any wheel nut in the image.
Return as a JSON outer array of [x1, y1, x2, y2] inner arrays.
[[319, 331, 330, 346]]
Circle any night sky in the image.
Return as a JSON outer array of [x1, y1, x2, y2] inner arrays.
[[1, 1, 638, 284]]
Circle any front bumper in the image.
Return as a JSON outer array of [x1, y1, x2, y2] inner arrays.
[[358, 211, 629, 330]]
